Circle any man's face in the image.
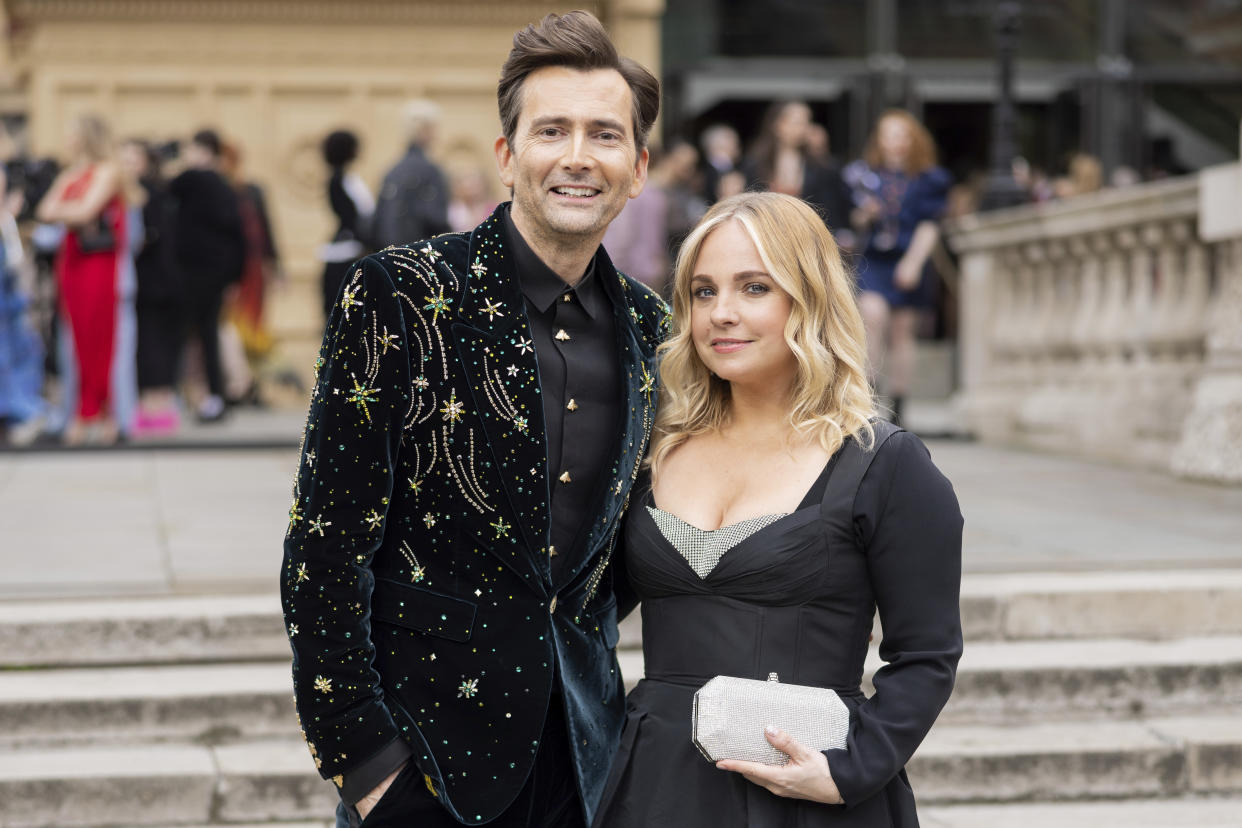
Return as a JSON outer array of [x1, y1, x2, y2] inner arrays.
[[495, 66, 648, 253]]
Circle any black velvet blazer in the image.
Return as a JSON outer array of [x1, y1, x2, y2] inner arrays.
[[281, 204, 669, 824]]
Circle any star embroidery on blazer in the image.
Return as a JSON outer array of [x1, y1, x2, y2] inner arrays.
[[413, 375, 430, 391], [513, 415, 529, 434], [470, 258, 487, 278], [346, 377, 379, 423], [339, 283, 363, 320], [639, 364, 656, 399], [408, 477, 423, 495], [424, 513, 437, 528], [440, 390, 465, 424], [515, 337, 534, 355], [308, 516, 332, 537], [506, 365, 519, 376], [313, 675, 333, 694], [490, 517, 512, 538], [288, 623, 299, 637], [295, 562, 310, 583], [457, 678, 480, 699], [288, 499, 304, 531], [363, 509, 383, 531], [423, 286, 453, 322], [420, 243, 441, 260], [304, 450, 316, 466], [481, 298, 505, 321], [378, 327, 401, 354]]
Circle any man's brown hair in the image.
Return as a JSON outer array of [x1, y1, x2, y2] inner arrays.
[[498, 10, 660, 149]]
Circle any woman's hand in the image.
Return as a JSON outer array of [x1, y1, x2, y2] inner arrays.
[[894, 254, 923, 291], [716, 726, 845, 805]]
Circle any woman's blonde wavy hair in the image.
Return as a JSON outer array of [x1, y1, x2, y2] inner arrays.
[[648, 191, 875, 475]]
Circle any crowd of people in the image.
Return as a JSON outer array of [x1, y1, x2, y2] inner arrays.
[[0, 85, 1186, 447], [0, 116, 283, 446]]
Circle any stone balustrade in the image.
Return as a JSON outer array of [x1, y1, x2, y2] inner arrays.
[[948, 172, 1242, 483]]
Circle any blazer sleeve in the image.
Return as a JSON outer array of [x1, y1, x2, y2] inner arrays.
[[280, 254, 412, 783], [824, 431, 964, 807]]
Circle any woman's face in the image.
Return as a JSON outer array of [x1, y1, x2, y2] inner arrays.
[[773, 104, 811, 150], [64, 122, 84, 159], [877, 116, 913, 170], [119, 143, 147, 179], [689, 219, 796, 391]]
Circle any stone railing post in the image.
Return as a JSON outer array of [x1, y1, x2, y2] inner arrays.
[[1174, 159, 1242, 483]]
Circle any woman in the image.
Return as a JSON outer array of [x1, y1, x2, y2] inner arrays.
[[318, 129, 373, 321], [37, 114, 127, 445], [844, 110, 951, 426], [595, 192, 962, 827], [743, 101, 852, 243]]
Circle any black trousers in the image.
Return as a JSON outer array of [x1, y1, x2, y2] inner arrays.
[[337, 699, 586, 828], [184, 279, 225, 398]]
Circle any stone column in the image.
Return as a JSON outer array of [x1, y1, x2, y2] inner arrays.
[[1173, 155, 1242, 484]]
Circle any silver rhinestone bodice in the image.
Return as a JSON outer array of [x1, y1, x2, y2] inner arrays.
[[647, 507, 788, 578]]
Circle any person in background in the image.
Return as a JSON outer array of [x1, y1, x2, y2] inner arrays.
[[370, 99, 450, 250], [743, 101, 852, 242], [36, 113, 127, 446], [699, 123, 743, 205], [220, 139, 282, 403], [318, 129, 374, 321], [844, 109, 951, 427], [120, 139, 183, 436], [603, 144, 670, 293], [0, 166, 45, 446], [1052, 152, 1102, 199], [447, 165, 499, 233], [168, 128, 245, 422]]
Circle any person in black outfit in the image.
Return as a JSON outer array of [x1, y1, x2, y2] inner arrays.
[[119, 139, 183, 432], [281, 11, 665, 828], [594, 191, 962, 827], [742, 101, 853, 246], [369, 100, 450, 251], [168, 129, 244, 422], [318, 129, 374, 320]]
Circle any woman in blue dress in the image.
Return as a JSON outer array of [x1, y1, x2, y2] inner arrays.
[[843, 110, 950, 427]]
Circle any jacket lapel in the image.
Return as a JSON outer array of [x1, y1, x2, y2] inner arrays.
[[451, 208, 552, 589]]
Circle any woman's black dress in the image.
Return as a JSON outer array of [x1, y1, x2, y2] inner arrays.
[[595, 429, 963, 828]]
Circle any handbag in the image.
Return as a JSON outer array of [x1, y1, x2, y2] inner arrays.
[[690, 421, 903, 767], [76, 213, 115, 254], [692, 672, 850, 765]]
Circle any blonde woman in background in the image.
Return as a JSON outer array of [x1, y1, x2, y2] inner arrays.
[[594, 192, 962, 827], [37, 114, 128, 445]]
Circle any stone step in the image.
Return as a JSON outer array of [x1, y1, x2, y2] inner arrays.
[[0, 593, 288, 668], [922, 797, 1242, 828], [4, 719, 1240, 826], [617, 634, 1242, 723], [0, 741, 337, 828], [5, 636, 1241, 749], [5, 569, 1241, 670]]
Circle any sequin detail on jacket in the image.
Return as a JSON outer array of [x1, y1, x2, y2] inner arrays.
[[281, 204, 668, 825]]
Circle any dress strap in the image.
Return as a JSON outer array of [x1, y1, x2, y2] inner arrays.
[[819, 420, 902, 524]]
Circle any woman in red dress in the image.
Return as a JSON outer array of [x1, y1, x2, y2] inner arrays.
[[37, 114, 127, 445]]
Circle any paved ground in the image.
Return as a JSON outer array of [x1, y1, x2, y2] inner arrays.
[[2, 409, 1240, 598]]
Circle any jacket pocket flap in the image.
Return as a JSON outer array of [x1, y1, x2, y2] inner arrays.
[[372, 578, 477, 642]]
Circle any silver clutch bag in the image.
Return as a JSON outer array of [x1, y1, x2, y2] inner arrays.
[[692, 672, 851, 765]]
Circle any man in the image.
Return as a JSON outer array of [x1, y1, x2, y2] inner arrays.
[[281, 11, 665, 828], [369, 98, 451, 250], [168, 128, 245, 422]]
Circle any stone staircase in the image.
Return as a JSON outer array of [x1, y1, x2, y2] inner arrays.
[[2, 571, 1242, 827]]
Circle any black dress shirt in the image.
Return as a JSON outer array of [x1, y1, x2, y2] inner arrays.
[[503, 207, 621, 581]]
